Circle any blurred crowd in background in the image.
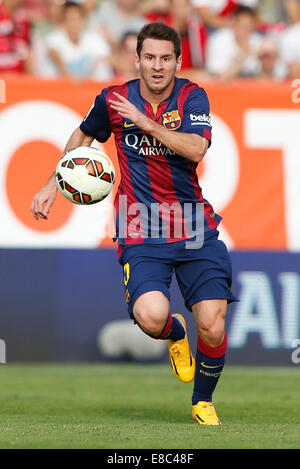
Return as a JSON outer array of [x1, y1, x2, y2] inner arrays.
[[0, 0, 300, 82]]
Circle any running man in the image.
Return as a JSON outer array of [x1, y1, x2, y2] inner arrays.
[[31, 22, 238, 425]]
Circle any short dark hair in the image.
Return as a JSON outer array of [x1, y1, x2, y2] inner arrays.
[[233, 5, 257, 18], [137, 22, 181, 59]]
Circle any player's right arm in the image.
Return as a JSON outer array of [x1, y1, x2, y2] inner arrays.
[[30, 127, 93, 220], [31, 90, 111, 220]]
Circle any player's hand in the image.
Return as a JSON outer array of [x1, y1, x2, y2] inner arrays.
[[30, 182, 57, 220], [108, 92, 153, 133]]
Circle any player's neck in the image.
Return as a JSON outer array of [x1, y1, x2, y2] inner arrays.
[[139, 78, 175, 104]]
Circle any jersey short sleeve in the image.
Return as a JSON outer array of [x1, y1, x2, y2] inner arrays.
[[181, 87, 212, 146], [79, 89, 111, 143]]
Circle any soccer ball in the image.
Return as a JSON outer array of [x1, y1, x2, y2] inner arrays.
[[55, 146, 115, 205]]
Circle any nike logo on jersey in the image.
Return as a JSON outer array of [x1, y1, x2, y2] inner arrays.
[[124, 121, 135, 128], [200, 362, 223, 369]]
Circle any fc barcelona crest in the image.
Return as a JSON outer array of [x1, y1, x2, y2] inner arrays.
[[162, 110, 181, 130]]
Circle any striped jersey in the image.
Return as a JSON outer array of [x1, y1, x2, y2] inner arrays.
[[80, 77, 221, 245]]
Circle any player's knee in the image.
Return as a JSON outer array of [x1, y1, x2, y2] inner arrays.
[[197, 318, 225, 347], [133, 308, 167, 338], [133, 291, 169, 338], [194, 300, 226, 347], [202, 328, 224, 347]]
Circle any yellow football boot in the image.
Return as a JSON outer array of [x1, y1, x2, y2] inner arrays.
[[192, 401, 221, 425], [168, 314, 195, 383]]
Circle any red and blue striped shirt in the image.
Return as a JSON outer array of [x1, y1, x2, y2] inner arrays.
[[80, 77, 221, 245]]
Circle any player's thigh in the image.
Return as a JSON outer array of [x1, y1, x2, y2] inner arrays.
[[119, 245, 173, 322]]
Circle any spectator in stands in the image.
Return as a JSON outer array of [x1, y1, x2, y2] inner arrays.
[[280, 0, 300, 78], [191, 0, 259, 31], [258, 0, 284, 24], [255, 36, 287, 80], [31, 0, 64, 77], [90, 0, 146, 50], [142, 0, 208, 75], [170, 0, 206, 70], [255, 0, 294, 35], [35, 0, 64, 36], [110, 30, 139, 79], [23, 0, 46, 23], [257, 0, 300, 34], [46, 1, 113, 80], [83, 0, 99, 16], [140, 0, 170, 22], [205, 5, 262, 80], [284, 0, 300, 24], [0, 0, 32, 73]]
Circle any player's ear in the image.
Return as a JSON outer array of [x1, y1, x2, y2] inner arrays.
[[176, 55, 182, 72], [135, 53, 140, 73]]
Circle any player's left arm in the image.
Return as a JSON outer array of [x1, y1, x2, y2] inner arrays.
[[109, 92, 209, 163]]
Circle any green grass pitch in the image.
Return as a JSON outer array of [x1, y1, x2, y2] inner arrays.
[[0, 363, 299, 449]]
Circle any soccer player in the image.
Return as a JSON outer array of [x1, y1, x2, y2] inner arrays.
[[31, 22, 238, 425]]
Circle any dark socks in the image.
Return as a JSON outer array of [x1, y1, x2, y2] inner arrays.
[[192, 333, 227, 405], [157, 313, 185, 341]]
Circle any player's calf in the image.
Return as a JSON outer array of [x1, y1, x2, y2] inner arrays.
[[191, 300, 227, 420], [133, 293, 195, 383]]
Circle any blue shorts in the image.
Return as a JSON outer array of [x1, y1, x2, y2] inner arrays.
[[118, 234, 238, 319]]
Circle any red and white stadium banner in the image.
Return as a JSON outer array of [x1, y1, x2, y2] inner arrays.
[[0, 76, 299, 250]]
